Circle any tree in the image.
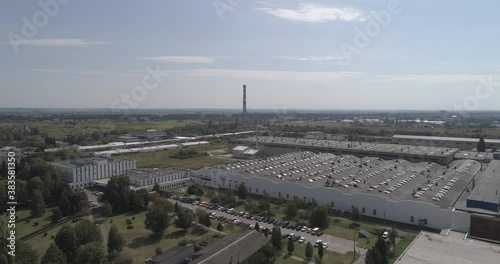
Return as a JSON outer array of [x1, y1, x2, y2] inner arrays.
[[155, 247, 163, 255], [74, 242, 106, 264], [310, 206, 329, 229], [187, 183, 204, 197], [217, 222, 224, 235], [55, 225, 78, 262], [318, 241, 324, 260], [287, 237, 295, 254], [271, 226, 282, 251], [58, 191, 72, 216], [15, 241, 38, 264], [305, 242, 314, 258], [365, 246, 382, 264], [175, 208, 194, 230], [0, 160, 7, 178], [75, 220, 103, 246], [30, 190, 46, 217], [285, 201, 298, 220], [101, 202, 113, 217], [101, 175, 131, 213], [145, 204, 170, 237], [27, 176, 45, 196], [108, 225, 126, 260], [137, 188, 150, 207], [371, 238, 389, 264], [70, 191, 89, 214], [254, 222, 260, 232], [197, 211, 211, 229], [153, 183, 161, 193], [352, 206, 362, 222], [129, 191, 146, 213], [41, 243, 66, 264], [51, 208, 62, 224], [236, 183, 248, 199], [389, 227, 397, 253], [478, 136, 486, 152]]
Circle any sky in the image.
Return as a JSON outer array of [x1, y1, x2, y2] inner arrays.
[[0, 0, 499, 111]]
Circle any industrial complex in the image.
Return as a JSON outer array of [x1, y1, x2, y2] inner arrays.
[[188, 135, 500, 243]]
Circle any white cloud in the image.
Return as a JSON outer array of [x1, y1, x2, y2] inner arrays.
[[1, 39, 112, 47], [139, 56, 215, 64], [275, 56, 344, 62], [256, 4, 366, 22], [365, 74, 492, 83], [173, 68, 365, 82], [23, 69, 109, 75]]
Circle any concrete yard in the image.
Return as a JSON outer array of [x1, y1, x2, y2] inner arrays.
[[395, 231, 500, 264]]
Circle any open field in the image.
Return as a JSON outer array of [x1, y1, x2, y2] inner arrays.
[[0, 120, 203, 139], [120, 143, 231, 170], [96, 211, 221, 264], [291, 242, 360, 264], [277, 121, 500, 139]]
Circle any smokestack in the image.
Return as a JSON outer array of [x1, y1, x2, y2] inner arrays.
[[243, 85, 247, 114], [242, 85, 247, 129]]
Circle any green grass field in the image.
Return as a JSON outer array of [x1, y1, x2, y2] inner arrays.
[[388, 236, 416, 264], [278, 121, 500, 139], [120, 143, 231, 170], [290, 242, 360, 264], [0, 120, 203, 139], [97, 211, 221, 264]]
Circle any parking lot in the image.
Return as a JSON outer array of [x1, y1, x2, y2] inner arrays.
[[171, 196, 366, 254]]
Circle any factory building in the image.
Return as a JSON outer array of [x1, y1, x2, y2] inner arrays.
[[51, 157, 136, 189], [127, 168, 192, 192], [193, 151, 500, 242], [392, 135, 500, 150], [230, 136, 459, 165]]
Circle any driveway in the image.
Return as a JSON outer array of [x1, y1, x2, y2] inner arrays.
[[170, 199, 366, 254]]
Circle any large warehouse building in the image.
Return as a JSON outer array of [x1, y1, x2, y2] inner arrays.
[[193, 150, 500, 241], [392, 135, 500, 150], [230, 136, 459, 165]]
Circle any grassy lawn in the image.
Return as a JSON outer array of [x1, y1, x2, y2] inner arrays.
[[120, 143, 230, 170], [96, 211, 221, 264], [325, 218, 383, 249], [290, 242, 360, 264], [388, 236, 416, 264], [0, 120, 203, 139], [275, 254, 303, 264], [0, 207, 57, 239]]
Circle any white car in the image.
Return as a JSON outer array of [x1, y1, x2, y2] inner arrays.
[[322, 243, 329, 249], [298, 237, 306, 243], [382, 231, 389, 239]]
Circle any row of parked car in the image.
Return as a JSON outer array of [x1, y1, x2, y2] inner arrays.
[[173, 195, 325, 238]]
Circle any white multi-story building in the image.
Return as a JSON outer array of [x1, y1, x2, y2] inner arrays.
[[128, 168, 192, 192], [51, 157, 136, 189]]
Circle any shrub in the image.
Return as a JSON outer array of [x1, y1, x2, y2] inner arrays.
[[126, 225, 134, 229]]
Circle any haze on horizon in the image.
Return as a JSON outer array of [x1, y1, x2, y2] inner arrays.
[[1, 0, 499, 111]]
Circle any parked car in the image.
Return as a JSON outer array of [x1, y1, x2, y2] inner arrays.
[[382, 231, 389, 239]]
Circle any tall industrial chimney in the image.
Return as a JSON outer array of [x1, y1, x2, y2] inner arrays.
[[242, 85, 247, 128]]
